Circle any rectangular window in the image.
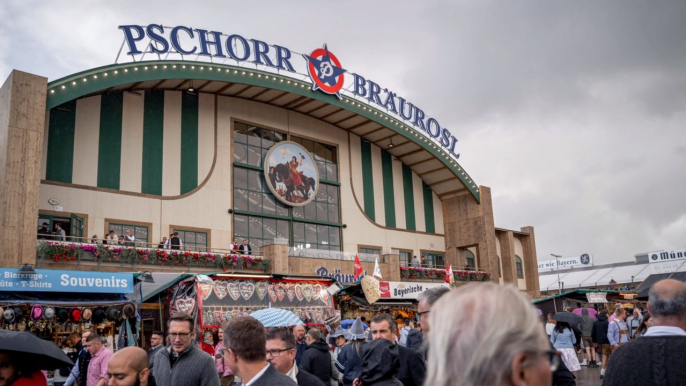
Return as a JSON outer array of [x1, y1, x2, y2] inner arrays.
[[291, 136, 338, 182], [234, 214, 290, 251], [107, 222, 149, 244], [359, 247, 382, 256], [421, 252, 445, 269], [172, 228, 209, 252], [397, 250, 413, 266]]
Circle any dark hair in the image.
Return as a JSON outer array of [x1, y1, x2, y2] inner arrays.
[[553, 321, 570, 334], [418, 286, 451, 306], [152, 330, 164, 337], [42, 222, 48, 226], [638, 314, 651, 334], [169, 312, 195, 331], [307, 328, 321, 340], [86, 333, 102, 343], [649, 281, 686, 318], [599, 310, 608, 317], [266, 328, 296, 350], [68, 332, 81, 340], [402, 318, 410, 326], [224, 316, 266, 363], [371, 313, 397, 331]]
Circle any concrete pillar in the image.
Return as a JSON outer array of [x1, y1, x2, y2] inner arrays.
[[383, 253, 400, 281], [259, 243, 288, 274], [520, 226, 540, 297], [0, 70, 47, 268], [497, 231, 517, 283], [442, 186, 498, 282]]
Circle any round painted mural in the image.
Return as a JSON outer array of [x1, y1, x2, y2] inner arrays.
[[264, 141, 319, 206]]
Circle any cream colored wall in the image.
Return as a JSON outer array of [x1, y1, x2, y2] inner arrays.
[[39, 94, 446, 256], [120, 92, 144, 192], [514, 236, 526, 290], [72, 96, 100, 186]]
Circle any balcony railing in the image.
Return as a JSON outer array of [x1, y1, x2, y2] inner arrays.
[[36, 240, 270, 272], [288, 247, 385, 263], [400, 266, 491, 282]]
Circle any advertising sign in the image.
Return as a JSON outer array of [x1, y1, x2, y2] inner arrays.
[[264, 142, 319, 206], [379, 282, 450, 300], [586, 292, 608, 303], [0, 268, 133, 293], [538, 254, 593, 271], [648, 248, 686, 264]]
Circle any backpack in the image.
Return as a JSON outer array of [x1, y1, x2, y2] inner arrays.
[[59, 350, 79, 377]]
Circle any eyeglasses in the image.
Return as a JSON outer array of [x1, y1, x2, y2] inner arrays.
[[266, 348, 291, 358], [168, 332, 192, 339], [541, 350, 560, 372], [416, 310, 430, 319]]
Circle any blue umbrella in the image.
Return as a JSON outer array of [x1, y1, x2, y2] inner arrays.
[[250, 308, 305, 327], [341, 319, 368, 329]]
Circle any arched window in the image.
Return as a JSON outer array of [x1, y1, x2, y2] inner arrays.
[[515, 255, 523, 278], [497, 256, 502, 277], [466, 250, 475, 270]]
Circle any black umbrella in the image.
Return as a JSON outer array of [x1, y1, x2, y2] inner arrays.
[[0, 330, 73, 369], [552, 311, 584, 325]]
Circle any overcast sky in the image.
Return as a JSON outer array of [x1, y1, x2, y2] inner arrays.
[[1, 0, 684, 264]]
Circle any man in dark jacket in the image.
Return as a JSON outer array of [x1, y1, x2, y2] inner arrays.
[[580, 308, 597, 367], [603, 279, 686, 385], [299, 328, 332, 386], [359, 339, 403, 386], [294, 324, 308, 366], [369, 314, 425, 386], [266, 328, 325, 386], [405, 329, 423, 351], [592, 310, 611, 378], [64, 329, 93, 386], [147, 331, 165, 386]]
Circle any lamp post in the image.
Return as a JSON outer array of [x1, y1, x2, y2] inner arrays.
[[551, 254, 562, 294]]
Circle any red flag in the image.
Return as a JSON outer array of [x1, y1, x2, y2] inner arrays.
[[445, 263, 452, 283], [353, 254, 364, 281]]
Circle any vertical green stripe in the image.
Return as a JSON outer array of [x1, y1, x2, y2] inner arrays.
[[423, 181, 435, 233], [402, 164, 416, 230], [45, 100, 76, 183], [360, 140, 375, 221], [97, 92, 123, 189], [180, 92, 199, 194], [381, 150, 396, 227], [141, 90, 164, 195]]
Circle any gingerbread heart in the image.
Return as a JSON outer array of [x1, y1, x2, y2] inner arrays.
[[275, 284, 286, 302], [213, 280, 228, 300], [256, 282, 269, 300], [286, 283, 296, 302], [240, 282, 255, 300], [214, 311, 224, 323], [205, 310, 215, 325], [295, 284, 304, 301], [320, 288, 329, 304], [301, 284, 313, 302], [312, 284, 323, 301], [361, 276, 381, 304], [175, 298, 195, 314], [268, 284, 278, 303], [228, 281, 241, 301], [224, 311, 232, 322], [199, 284, 213, 300]]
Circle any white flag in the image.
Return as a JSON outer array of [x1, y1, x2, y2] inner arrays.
[[373, 258, 383, 280], [448, 264, 455, 284]]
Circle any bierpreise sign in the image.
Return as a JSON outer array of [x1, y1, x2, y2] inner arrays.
[[0, 269, 133, 293]]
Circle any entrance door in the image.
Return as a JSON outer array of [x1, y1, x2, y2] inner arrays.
[[70, 213, 84, 242]]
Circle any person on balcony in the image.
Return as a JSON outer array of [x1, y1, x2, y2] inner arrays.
[[105, 230, 117, 245], [55, 223, 66, 241], [124, 229, 136, 247], [229, 238, 239, 253], [170, 232, 183, 250], [90, 235, 101, 244], [38, 222, 51, 239], [158, 237, 168, 249], [409, 256, 420, 268], [238, 239, 252, 255]]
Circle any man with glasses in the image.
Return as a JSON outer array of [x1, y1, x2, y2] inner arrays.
[[150, 313, 219, 386], [368, 314, 425, 386], [223, 316, 296, 385], [147, 331, 164, 386], [265, 329, 325, 386]]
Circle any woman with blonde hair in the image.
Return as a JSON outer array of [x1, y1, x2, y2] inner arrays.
[[425, 283, 557, 386]]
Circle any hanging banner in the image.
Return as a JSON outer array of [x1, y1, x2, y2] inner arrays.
[[0, 268, 132, 294], [586, 292, 608, 303], [379, 282, 450, 300]]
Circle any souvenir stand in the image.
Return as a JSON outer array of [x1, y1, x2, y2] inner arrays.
[[0, 267, 138, 350]]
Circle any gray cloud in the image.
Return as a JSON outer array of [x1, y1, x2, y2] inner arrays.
[[1, 0, 684, 264]]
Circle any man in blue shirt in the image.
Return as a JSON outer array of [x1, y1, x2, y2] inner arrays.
[[607, 308, 630, 350]]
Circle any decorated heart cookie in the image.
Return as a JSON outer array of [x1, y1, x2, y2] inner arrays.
[[268, 284, 278, 303], [361, 276, 381, 304], [275, 284, 286, 302], [213, 310, 224, 323], [199, 284, 213, 300], [312, 284, 323, 301], [240, 282, 255, 300], [213, 281, 228, 300], [256, 282, 269, 300], [175, 298, 196, 314], [301, 284, 314, 302], [286, 283, 296, 302], [228, 281, 241, 301], [295, 284, 304, 301]]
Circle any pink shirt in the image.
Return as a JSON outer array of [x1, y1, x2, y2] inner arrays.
[[215, 340, 232, 376], [87, 346, 112, 386]]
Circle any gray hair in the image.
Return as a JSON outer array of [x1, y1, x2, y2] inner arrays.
[[649, 282, 686, 318], [425, 283, 549, 386], [417, 286, 450, 306]]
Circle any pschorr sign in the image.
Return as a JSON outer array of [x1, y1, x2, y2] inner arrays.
[[648, 248, 686, 264], [117, 25, 461, 158], [537, 254, 593, 271]]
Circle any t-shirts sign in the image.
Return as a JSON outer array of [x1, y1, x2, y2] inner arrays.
[[379, 282, 450, 300]]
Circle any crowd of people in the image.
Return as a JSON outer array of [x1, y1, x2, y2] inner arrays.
[[2, 279, 686, 385]]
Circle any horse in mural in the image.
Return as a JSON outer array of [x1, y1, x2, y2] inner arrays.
[[271, 162, 315, 203]]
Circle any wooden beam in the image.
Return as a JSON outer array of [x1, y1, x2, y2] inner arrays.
[[332, 114, 358, 125], [417, 166, 447, 178], [407, 157, 436, 167], [345, 119, 374, 132], [215, 82, 236, 95], [319, 107, 345, 120], [173, 80, 189, 91], [249, 88, 271, 100], [194, 80, 213, 92], [304, 103, 330, 115], [290, 98, 317, 111], [429, 176, 458, 186], [283, 96, 308, 109], [233, 85, 254, 97], [397, 148, 426, 159], [128, 81, 144, 91], [438, 188, 468, 198], [150, 79, 167, 89], [265, 91, 290, 104], [360, 126, 388, 138], [372, 133, 398, 145]]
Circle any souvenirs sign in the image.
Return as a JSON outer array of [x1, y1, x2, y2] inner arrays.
[[0, 268, 132, 294], [264, 142, 319, 206]]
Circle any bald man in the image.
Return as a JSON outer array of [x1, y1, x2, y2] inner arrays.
[[107, 347, 150, 386], [604, 279, 686, 384]]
